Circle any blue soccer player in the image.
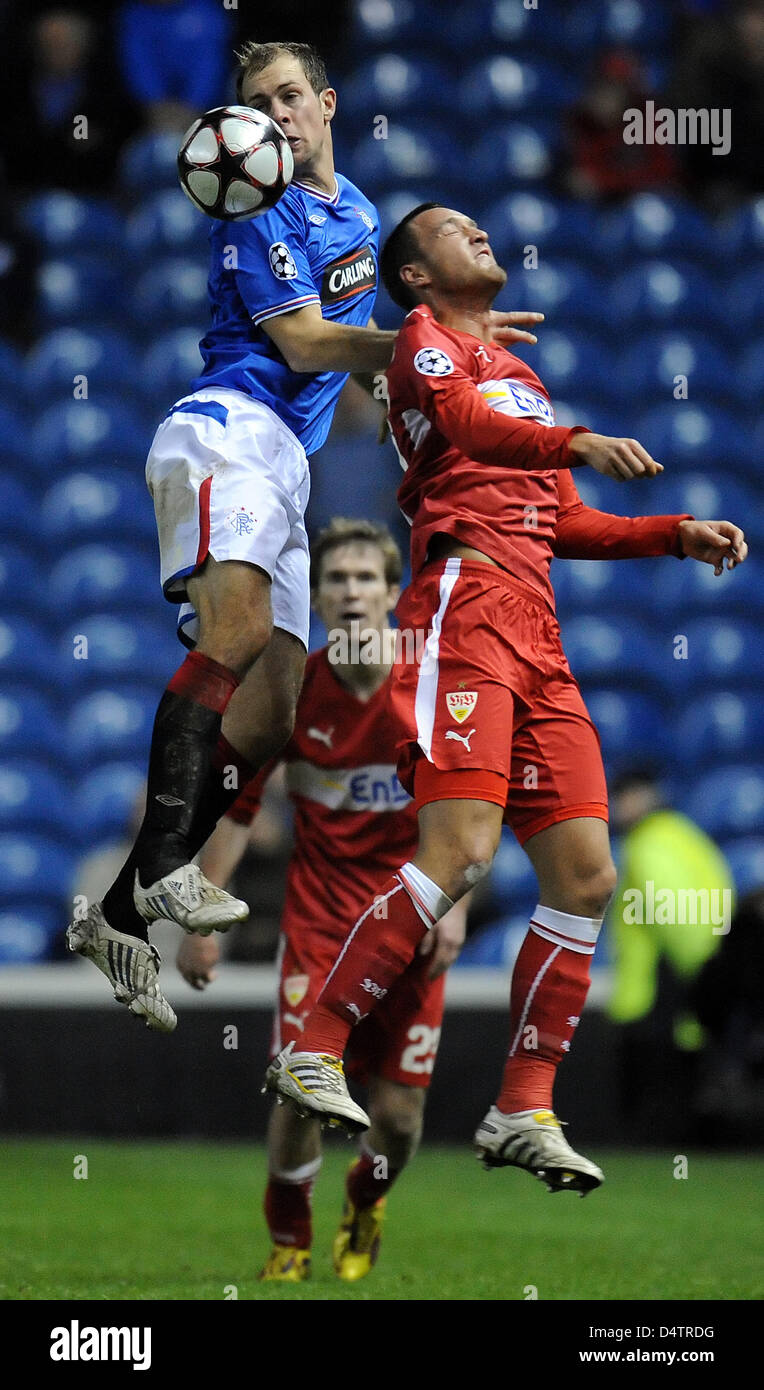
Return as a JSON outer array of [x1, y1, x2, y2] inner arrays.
[[67, 40, 539, 1031]]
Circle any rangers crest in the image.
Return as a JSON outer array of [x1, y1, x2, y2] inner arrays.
[[446, 690, 478, 723], [284, 974, 309, 1007]]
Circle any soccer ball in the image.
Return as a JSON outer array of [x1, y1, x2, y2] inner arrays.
[[177, 105, 294, 221]]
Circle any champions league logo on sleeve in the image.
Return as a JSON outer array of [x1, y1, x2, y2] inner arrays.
[[414, 347, 454, 377], [269, 241, 298, 280]]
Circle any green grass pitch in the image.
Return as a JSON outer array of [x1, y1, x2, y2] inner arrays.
[[1, 1140, 761, 1301]]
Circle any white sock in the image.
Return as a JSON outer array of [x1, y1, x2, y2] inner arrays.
[[398, 861, 454, 927]]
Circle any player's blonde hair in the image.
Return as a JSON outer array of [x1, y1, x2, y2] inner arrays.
[[235, 40, 329, 101], [310, 518, 403, 590]]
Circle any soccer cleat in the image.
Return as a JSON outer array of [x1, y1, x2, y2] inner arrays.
[[332, 1194, 386, 1282], [263, 1042, 370, 1135], [133, 863, 249, 935], [259, 1245, 311, 1282], [66, 903, 177, 1033], [473, 1106, 604, 1195]]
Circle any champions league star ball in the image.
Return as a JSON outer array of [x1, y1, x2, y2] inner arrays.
[[177, 106, 294, 221]]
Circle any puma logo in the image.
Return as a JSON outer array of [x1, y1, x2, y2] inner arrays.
[[445, 728, 476, 752], [284, 1010, 309, 1032], [347, 1002, 368, 1023], [307, 726, 334, 748]]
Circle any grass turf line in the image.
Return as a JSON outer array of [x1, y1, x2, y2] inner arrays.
[[1, 1140, 761, 1301]]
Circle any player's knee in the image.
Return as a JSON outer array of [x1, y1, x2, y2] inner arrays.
[[451, 829, 500, 898], [569, 857, 618, 918], [198, 609, 273, 675]]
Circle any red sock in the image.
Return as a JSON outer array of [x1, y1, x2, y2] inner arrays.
[[347, 1150, 401, 1210], [300, 871, 432, 1057], [264, 1166, 319, 1249], [497, 907, 599, 1114]]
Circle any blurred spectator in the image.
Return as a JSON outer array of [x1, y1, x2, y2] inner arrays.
[[606, 767, 734, 1139], [562, 50, 679, 202], [3, 8, 140, 192], [672, 0, 764, 207], [117, 0, 234, 132]]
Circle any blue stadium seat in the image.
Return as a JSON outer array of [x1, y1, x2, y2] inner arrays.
[[119, 131, 183, 192], [0, 905, 61, 962], [558, 0, 671, 52], [73, 763, 145, 843], [0, 615, 56, 688], [721, 837, 764, 896], [458, 57, 576, 116], [0, 543, 44, 615], [0, 833, 73, 905], [489, 829, 540, 904], [608, 261, 721, 331], [599, 195, 713, 262], [481, 194, 597, 261], [676, 691, 764, 767], [523, 331, 611, 401], [683, 766, 764, 840], [0, 340, 25, 406], [649, 552, 763, 618], [0, 686, 60, 760], [48, 544, 157, 614], [348, 123, 460, 193], [138, 329, 203, 410], [37, 256, 120, 323], [501, 261, 605, 327], [131, 257, 209, 330], [738, 337, 764, 401], [0, 405, 33, 471], [31, 398, 146, 472], [58, 615, 178, 689], [343, 54, 453, 118], [554, 557, 656, 613], [64, 687, 157, 766], [20, 192, 125, 254], [451, 0, 564, 54], [649, 473, 754, 530], [470, 122, 558, 190], [353, 0, 442, 52], [41, 469, 156, 546], [24, 328, 139, 400], [615, 332, 735, 409], [0, 759, 71, 837], [583, 689, 669, 765], [634, 404, 748, 470], [713, 196, 764, 260], [723, 268, 764, 338], [561, 616, 664, 691], [125, 188, 209, 260], [375, 190, 434, 239], [674, 617, 764, 688]]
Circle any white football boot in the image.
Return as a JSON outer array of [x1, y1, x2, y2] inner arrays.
[[263, 1042, 370, 1135], [133, 863, 249, 935], [67, 903, 177, 1033], [474, 1106, 604, 1195]]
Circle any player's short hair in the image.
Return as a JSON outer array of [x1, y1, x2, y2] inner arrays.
[[380, 202, 444, 311], [235, 40, 329, 101], [310, 518, 403, 590]]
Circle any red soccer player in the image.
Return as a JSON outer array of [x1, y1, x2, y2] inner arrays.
[[265, 203, 747, 1194], [177, 518, 466, 1280]]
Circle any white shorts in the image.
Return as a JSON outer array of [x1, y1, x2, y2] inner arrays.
[[146, 388, 311, 650]]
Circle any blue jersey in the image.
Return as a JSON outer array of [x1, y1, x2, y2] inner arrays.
[[191, 174, 379, 456]]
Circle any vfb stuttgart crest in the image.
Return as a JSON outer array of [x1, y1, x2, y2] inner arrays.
[[446, 690, 478, 723], [283, 974, 309, 1007]]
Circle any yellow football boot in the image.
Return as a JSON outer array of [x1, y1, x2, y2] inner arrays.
[[332, 1195, 386, 1281], [259, 1245, 311, 1281]]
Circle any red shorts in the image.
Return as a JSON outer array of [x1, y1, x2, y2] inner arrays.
[[390, 557, 608, 845], [270, 925, 445, 1089]]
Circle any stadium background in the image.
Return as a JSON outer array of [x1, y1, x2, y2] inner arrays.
[[0, 0, 762, 1159]]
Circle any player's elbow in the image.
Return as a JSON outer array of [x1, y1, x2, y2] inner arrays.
[[279, 339, 313, 374]]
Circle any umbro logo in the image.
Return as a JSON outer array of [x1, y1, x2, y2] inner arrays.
[[155, 794, 185, 807]]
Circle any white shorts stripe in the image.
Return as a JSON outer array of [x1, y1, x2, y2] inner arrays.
[[414, 557, 462, 762]]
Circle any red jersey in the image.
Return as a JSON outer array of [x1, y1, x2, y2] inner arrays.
[[228, 648, 418, 940], [387, 304, 689, 604]]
